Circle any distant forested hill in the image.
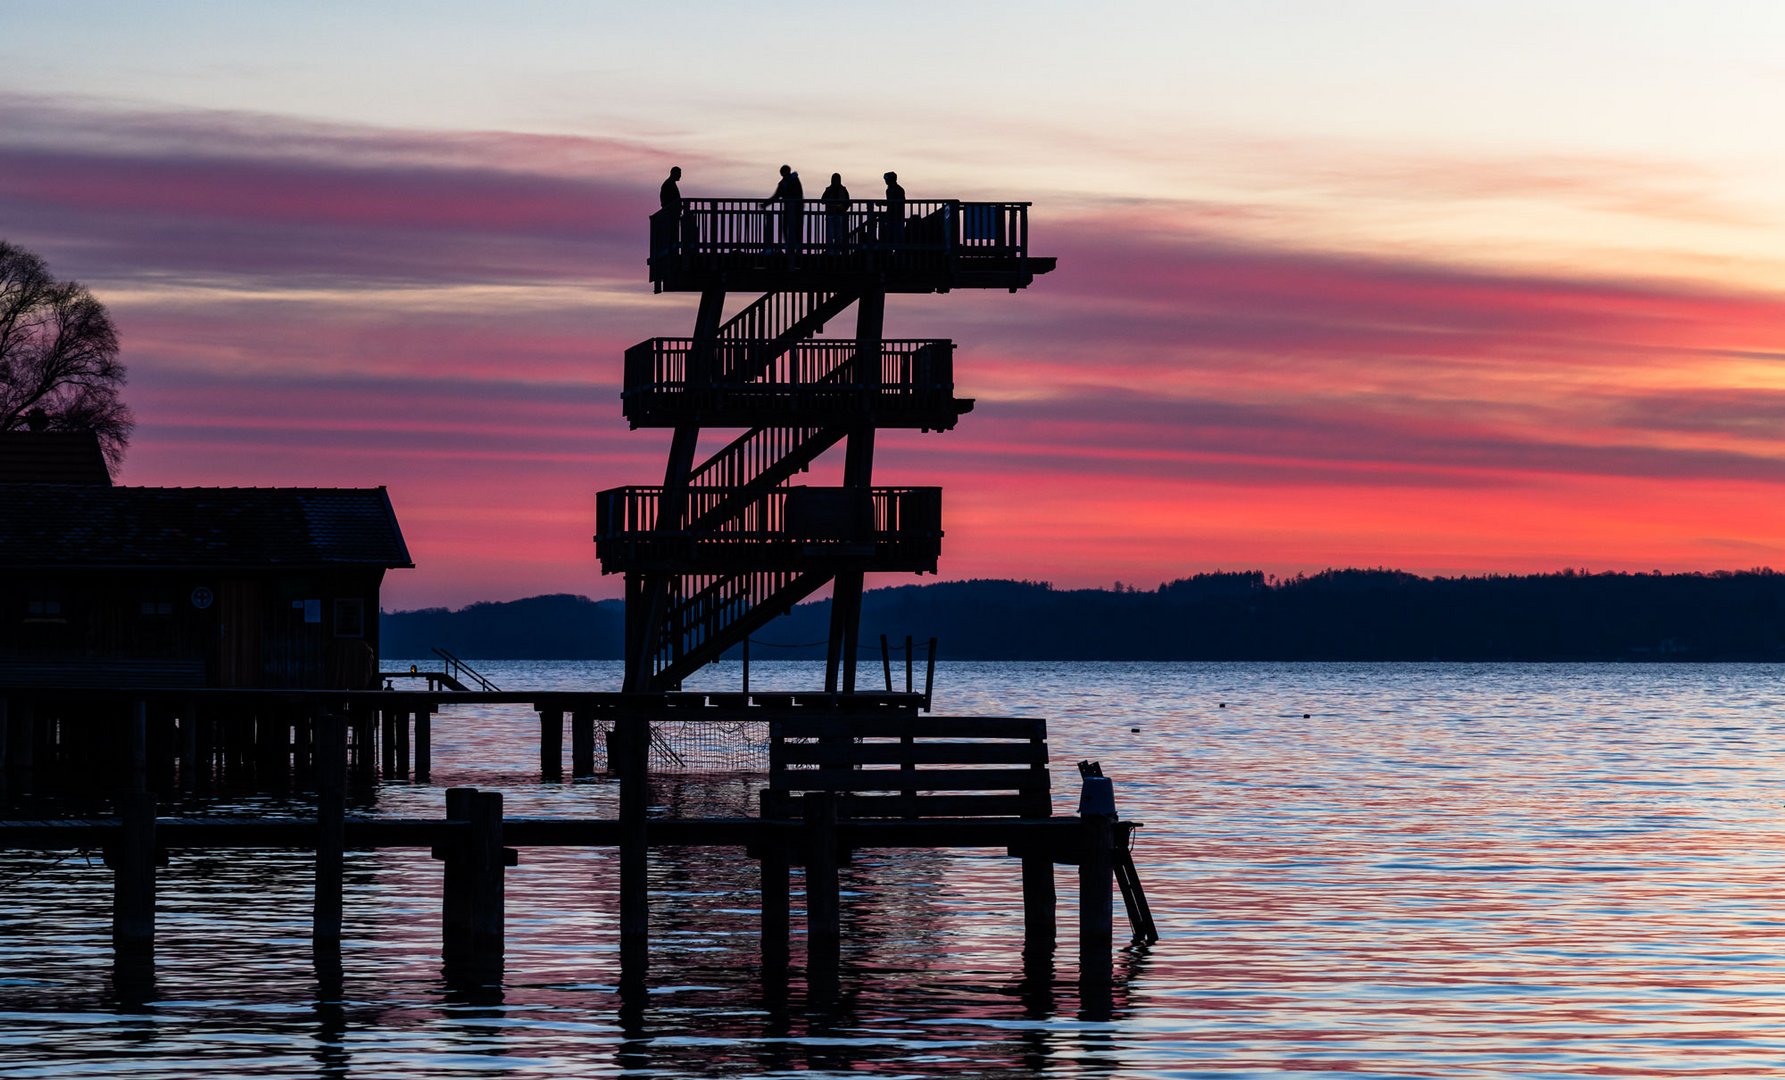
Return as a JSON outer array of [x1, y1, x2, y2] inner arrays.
[[380, 570, 1785, 661], [380, 593, 624, 660]]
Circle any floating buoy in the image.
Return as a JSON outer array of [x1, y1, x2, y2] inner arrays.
[[1219, 702, 1226, 708], [1131, 727, 1140, 733], [1302, 713, 1310, 719]]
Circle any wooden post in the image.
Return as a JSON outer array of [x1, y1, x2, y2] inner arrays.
[[351, 707, 376, 786], [759, 793, 790, 972], [617, 715, 650, 978], [572, 709, 595, 778], [380, 709, 397, 779], [314, 708, 346, 944], [414, 709, 432, 784], [1022, 854, 1057, 962], [469, 789, 507, 974], [742, 636, 750, 693], [179, 700, 199, 793], [111, 790, 157, 957], [1078, 814, 1115, 989], [440, 787, 475, 965], [905, 635, 913, 695], [924, 637, 937, 710], [0, 696, 9, 804], [129, 699, 148, 793], [539, 709, 563, 782], [804, 793, 842, 979], [393, 707, 410, 781], [881, 634, 893, 692]]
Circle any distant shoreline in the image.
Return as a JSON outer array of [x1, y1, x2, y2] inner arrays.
[[381, 570, 1785, 663]]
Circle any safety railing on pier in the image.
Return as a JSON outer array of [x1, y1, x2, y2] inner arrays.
[[595, 485, 942, 571]]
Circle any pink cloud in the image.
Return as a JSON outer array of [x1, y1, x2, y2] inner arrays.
[[9, 97, 1785, 604]]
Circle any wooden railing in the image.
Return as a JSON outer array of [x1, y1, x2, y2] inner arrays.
[[596, 486, 942, 570], [598, 485, 939, 540], [623, 338, 956, 411], [650, 199, 1031, 262]]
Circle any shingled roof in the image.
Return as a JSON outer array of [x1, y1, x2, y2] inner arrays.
[[0, 486, 412, 569]]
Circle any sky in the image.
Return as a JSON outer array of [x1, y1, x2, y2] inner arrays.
[[5, 1, 1785, 609]]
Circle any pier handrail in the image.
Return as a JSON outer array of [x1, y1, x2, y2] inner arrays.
[[430, 647, 500, 692]]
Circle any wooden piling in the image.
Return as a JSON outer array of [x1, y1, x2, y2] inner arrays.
[[1078, 813, 1115, 988], [393, 707, 410, 781], [468, 790, 507, 969], [314, 708, 346, 944], [414, 709, 432, 784], [1022, 854, 1057, 959], [440, 787, 475, 964], [539, 709, 563, 781], [804, 792, 842, 975], [616, 715, 649, 977], [179, 700, 199, 792], [571, 709, 595, 778], [758, 791, 790, 971], [0, 696, 8, 804], [129, 699, 148, 793], [380, 709, 397, 779], [111, 790, 157, 956]]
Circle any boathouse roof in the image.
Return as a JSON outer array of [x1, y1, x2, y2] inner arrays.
[[0, 485, 413, 570]]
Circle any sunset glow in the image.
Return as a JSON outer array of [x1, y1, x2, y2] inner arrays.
[[6, 3, 1785, 607]]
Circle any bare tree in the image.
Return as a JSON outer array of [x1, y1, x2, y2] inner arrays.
[[0, 240, 132, 474]]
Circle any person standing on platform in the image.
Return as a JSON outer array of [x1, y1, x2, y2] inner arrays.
[[654, 166, 683, 257], [761, 164, 803, 260], [821, 172, 850, 250], [883, 171, 906, 244]]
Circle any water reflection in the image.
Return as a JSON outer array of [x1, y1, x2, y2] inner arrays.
[[8, 662, 1785, 1075]]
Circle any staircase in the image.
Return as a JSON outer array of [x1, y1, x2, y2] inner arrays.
[[602, 197, 1052, 692]]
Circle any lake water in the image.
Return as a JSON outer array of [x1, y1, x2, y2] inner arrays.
[[5, 661, 1785, 1077]]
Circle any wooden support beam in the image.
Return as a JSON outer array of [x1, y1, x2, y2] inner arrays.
[[1022, 854, 1057, 961], [393, 708, 410, 781], [617, 716, 650, 979], [539, 709, 563, 781], [469, 789, 509, 976], [440, 786, 475, 966], [571, 709, 595, 778], [129, 699, 148, 794], [0, 696, 9, 805], [804, 793, 842, 979], [179, 700, 199, 793], [314, 708, 346, 944], [110, 790, 157, 957], [414, 709, 431, 784], [758, 791, 790, 972], [1078, 814, 1115, 990]]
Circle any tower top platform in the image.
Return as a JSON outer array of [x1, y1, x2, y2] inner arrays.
[[649, 198, 1055, 293]]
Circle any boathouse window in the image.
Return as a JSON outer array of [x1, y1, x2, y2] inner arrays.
[[139, 600, 174, 616], [333, 598, 365, 638], [25, 597, 63, 619]]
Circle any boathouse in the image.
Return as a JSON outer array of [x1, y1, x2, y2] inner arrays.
[[0, 435, 411, 689]]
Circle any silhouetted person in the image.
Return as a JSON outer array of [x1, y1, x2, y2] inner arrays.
[[760, 164, 803, 258], [821, 173, 850, 249], [653, 165, 684, 257], [883, 171, 905, 244]]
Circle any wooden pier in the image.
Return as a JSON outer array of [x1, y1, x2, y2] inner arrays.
[[0, 687, 1147, 1001]]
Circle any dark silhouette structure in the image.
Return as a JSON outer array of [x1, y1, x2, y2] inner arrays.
[[601, 180, 1054, 691], [0, 434, 411, 689]]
